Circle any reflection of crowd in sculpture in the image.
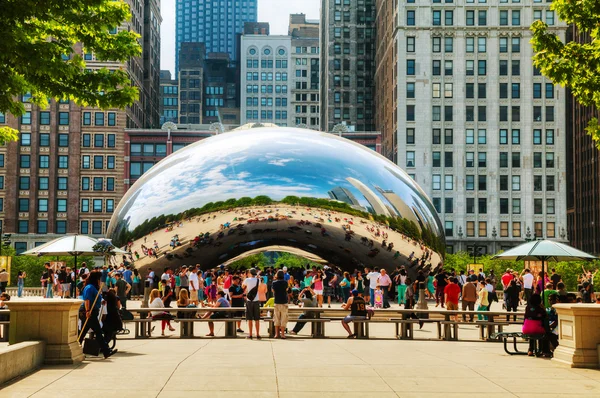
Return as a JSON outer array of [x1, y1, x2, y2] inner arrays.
[[128, 205, 439, 271]]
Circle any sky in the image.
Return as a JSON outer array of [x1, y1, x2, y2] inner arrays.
[[160, 0, 321, 75]]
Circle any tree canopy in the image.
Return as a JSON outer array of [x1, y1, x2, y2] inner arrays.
[[0, 0, 141, 143], [531, 0, 600, 145]]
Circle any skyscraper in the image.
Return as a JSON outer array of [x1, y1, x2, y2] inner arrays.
[[390, 2, 567, 254], [320, 0, 376, 133], [175, 0, 258, 74]]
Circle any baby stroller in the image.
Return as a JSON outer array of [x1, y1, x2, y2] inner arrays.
[[374, 289, 384, 309]]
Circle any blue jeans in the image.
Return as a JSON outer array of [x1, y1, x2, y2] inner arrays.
[[46, 284, 53, 298], [381, 286, 390, 308], [17, 283, 24, 297], [370, 288, 375, 306]]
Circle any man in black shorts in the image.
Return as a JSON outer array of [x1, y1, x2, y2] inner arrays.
[[229, 276, 245, 333], [341, 289, 367, 338], [243, 268, 261, 339]]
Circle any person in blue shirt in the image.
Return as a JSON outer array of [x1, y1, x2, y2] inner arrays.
[[78, 271, 117, 359]]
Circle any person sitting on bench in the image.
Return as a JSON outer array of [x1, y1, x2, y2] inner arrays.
[[341, 289, 367, 338], [522, 293, 550, 357], [201, 291, 230, 337]]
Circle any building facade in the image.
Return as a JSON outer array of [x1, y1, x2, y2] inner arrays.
[[566, 27, 600, 254], [290, 14, 321, 130], [203, 53, 240, 125], [394, 2, 568, 254], [178, 42, 205, 125], [320, 0, 376, 133], [159, 70, 179, 125], [142, 0, 162, 128], [0, 0, 160, 252], [240, 31, 293, 126], [175, 0, 257, 73]]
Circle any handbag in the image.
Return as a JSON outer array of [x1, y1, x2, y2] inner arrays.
[[246, 278, 260, 301], [82, 337, 100, 356]]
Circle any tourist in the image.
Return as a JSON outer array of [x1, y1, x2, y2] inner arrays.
[[377, 269, 392, 309], [542, 282, 557, 308], [176, 289, 195, 336], [122, 266, 133, 299], [222, 269, 233, 300], [522, 294, 550, 357], [188, 265, 199, 305], [229, 276, 245, 333], [179, 266, 189, 299], [161, 279, 174, 308], [461, 275, 477, 322], [485, 278, 497, 311], [395, 268, 407, 306], [147, 267, 156, 290], [272, 270, 289, 339], [426, 271, 435, 300], [521, 268, 534, 302], [78, 271, 116, 358], [476, 281, 489, 321], [132, 269, 142, 299], [550, 268, 562, 290], [290, 287, 316, 335], [580, 282, 593, 303], [101, 289, 123, 346], [114, 273, 131, 309], [257, 271, 268, 306], [435, 270, 448, 308], [341, 289, 367, 338], [41, 263, 54, 298], [444, 277, 461, 321], [366, 267, 381, 306], [243, 268, 261, 339], [556, 282, 568, 302], [201, 291, 230, 337], [149, 289, 175, 336], [340, 272, 351, 303], [323, 265, 336, 308], [312, 269, 324, 307], [17, 271, 26, 298], [355, 270, 365, 297], [0, 268, 8, 294]]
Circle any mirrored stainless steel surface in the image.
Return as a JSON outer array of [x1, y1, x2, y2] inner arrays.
[[107, 127, 445, 274]]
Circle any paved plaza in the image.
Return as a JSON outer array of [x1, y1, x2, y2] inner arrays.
[[2, 321, 600, 398]]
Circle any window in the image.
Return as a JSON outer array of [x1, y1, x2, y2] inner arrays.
[[433, 60, 441, 75], [534, 222, 544, 238], [82, 134, 91, 147], [547, 175, 555, 191], [499, 37, 508, 53], [57, 199, 67, 212], [432, 152, 441, 168], [58, 134, 69, 147], [20, 133, 31, 146], [478, 129, 486, 144], [406, 60, 415, 75], [478, 60, 486, 76], [445, 10, 453, 25], [432, 83, 441, 98], [40, 112, 51, 125], [92, 221, 103, 235], [546, 152, 555, 168], [20, 154, 31, 168], [466, 198, 475, 214], [546, 11, 555, 26], [107, 177, 115, 191], [499, 129, 508, 145], [407, 82, 415, 99], [466, 152, 474, 167], [445, 60, 453, 76], [478, 152, 487, 168], [93, 177, 103, 191], [478, 10, 487, 25], [466, 83, 474, 99], [512, 37, 520, 52], [93, 199, 103, 212], [58, 155, 68, 169], [499, 152, 508, 168], [57, 177, 67, 190], [512, 198, 521, 214], [478, 198, 487, 214], [108, 112, 116, 126], [38, 199, 48, 212], [511, 129, 520, 145], [445, 152, 453, 168], [512, 175, 521, 191], [445, 221, 453, 237], [466, 10, 474, 26], [445, 175, 453, 190], [547, 222, 555, 238], [466, 129, 474, 144], [21, 111, 31, 124], [407, 105, 415, 121], [94, 134, 104, 148], [546, 83, 554, 98], [445, 37, 453, 53], [466, 175, 474, 190], [433, 175, 441, 190], [39, 155, 50, 169], [445, 198, 453, 214], [82, 155, 90, 169], [547, 199, 555, 215], [513, 222, 521, 237], [107, 134, 115, 148], [512, 10, 521, 25], [56, 221, 67, 234], [407, 37, 415, 52], [433, 106, 441, 121], [500, 198, 509, 214], [19, 176, 30, 190], [512, 152, 521, 168], [59, 112, 69, 125], [406, 128, 415, 144], [466, 60, 474, 76], [533, 83, 542, 98], [94, 112, 104, 126], [479, 221, 487, 237], [534, 106, 542, 121], [106, 199, 114, 212], [534, 152, 542, 168], [433, 10, 441, 25], [478, 175, 487, 191], [37, 220, 48, 234], [94, 156, 103, 169], [18, 221, 28, 234], [444, 106, 453, 121], [512, 83, 520, 99], [546, 107, 555, 122], [478, 83, 486, 99], [500, 10, 508, 25], [406, 151, 415, 167], [407, 10, 415, 25], [499, 60, 508, 76], [478, 37, 486, 53], [18, 198, 29, 212], [466, 221, 475, 237], [500, 83, 508, 99], [39, 177, 49, 190], [432, 37, 441, 53], [433, 129, 441, 144]]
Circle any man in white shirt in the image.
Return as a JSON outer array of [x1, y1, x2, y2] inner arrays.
[[188, 266, 199, 305], [521, 268, 534, 302], [243, 268, 262, 339], [366, 267, 381, 306]]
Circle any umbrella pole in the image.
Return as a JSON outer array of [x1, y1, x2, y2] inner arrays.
[[74, 253, 77, 299]]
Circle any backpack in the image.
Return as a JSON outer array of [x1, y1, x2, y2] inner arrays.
[[153, 274, 159, 285]]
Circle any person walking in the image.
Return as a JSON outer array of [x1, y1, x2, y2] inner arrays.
[[114, 273, 131, 309], [476, 280, 489, 321], [395, 268, 407, 306], [243, 268, 261, 339], [78, 271, 116, 358], [272, 270, 289, 339], [521, 268, 534, 302], [17, 271, 26, 298], [444, 277, 461, 321], [366, 267, 381, 306], [461, 275, 477, 322], [377, 269, 392, 309], [188, 265, 199, 306], [505, 279, 520, 321], [229, 276, 245, 333], [435, 270, 448, 308]]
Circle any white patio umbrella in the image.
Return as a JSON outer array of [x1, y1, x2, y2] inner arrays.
[[21, 235, 127, 278], [492, 239, 597, 297]]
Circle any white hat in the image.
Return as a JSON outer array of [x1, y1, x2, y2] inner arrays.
[[282, 266, 288, 271]]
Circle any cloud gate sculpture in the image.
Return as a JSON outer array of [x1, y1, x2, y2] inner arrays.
[[107, 127, 445, 275]]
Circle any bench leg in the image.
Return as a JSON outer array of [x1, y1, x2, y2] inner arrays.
[[268, 321, 275, 338], [353, 323, 365, 339], [224, 321, 237, 338], [395, 322, 400, 338], [479, 326, 485, 341]]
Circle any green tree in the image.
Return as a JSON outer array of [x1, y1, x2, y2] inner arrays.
[[531, 1, 600, 145], [0, 0, 141, 143]]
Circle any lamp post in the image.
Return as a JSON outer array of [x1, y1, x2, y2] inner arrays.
[[491, 226, 497, 254], [457, 226, 463, 252]]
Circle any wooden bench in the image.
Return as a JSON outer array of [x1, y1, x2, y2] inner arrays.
[[391, 318, 442, 340], [177, 318, 245, 338], [0, 320, 9, 342], [127, 318, 154, 339], [476, 321, 509, 341], [266, 317, 331, 338]]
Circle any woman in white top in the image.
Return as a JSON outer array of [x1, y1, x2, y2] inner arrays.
[[149, 289, 175, 335]]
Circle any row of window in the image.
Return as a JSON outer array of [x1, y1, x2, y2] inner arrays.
[[81, 198, 115, 213], [246, 72, 288, 81], [82, 112, 116, 127], [430, 170, 555, 191], [419, 149, 558, 170], [246, 97, 288, 107], [433, 197, 556, 216], [404, 9, 553, 27], [407, 104, 553, 123], [245, 85, 288, 94], [21, 112, 69, 126], [426, 128, 556, 145], [15, 197, 115, 213], [82, 133, 116, 148], [245, 110, 288, 120], [15, 220, 69, 234], [246, 59, 289, 69], [81, 176, 115, 191], [441, 221, 556, 240], [130, 143, 167, 156]]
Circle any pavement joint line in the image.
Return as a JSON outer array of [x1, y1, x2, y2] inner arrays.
[[269, 336, 280, 398], [414, 346, 519, 397], [153, 324, 217, 398], [25, 360, 85, 398], [332, 340, 399, 397]]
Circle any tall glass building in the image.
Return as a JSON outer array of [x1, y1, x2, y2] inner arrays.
[[176, 0, 258, 74]]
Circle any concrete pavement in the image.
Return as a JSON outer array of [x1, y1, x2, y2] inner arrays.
[[2, 323, 600, 397]]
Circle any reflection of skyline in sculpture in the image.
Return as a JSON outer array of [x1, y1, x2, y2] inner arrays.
[[376, 187, 422, 230], [328, 186, 364, 211], [345, 177, 392, 217]]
